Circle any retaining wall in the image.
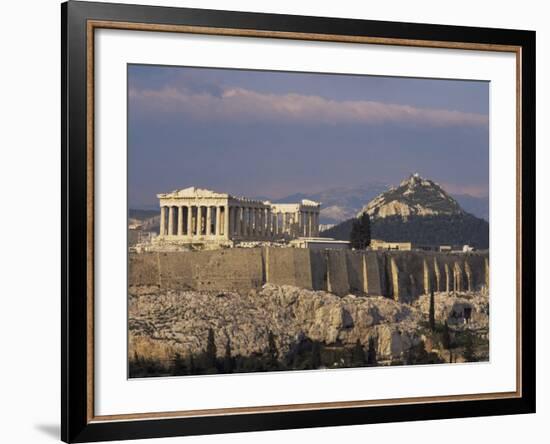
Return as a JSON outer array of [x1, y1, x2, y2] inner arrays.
[[129, 248, 489, 301]]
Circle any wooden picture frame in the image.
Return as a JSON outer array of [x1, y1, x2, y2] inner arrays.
[[62, 1, 536, 442]]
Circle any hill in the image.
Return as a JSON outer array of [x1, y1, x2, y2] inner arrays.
[[322, 174, 489, 249]]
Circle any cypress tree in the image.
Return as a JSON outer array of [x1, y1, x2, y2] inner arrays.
[[223, 339, 234, 373], [463, 333, 476, 362], [349, 213, 371, 250], [351, 339, 366, 366], [188, 355, 196, 374], [366, 336, 377, 365], [442, 320, 452, 350], [205, 328, 217, 370], [266, 331, 279, 369], [172, 352, 187, 375], [311, 342, 322, 369], [429, 289, 436, 331]]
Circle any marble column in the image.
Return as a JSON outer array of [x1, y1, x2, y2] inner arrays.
[[216, 206, 221, 236], [313, 212, 318, 236], [216, 206, 222, 237], [237, 207, 243, 237], [252, 207, 256, 237], [159, 206, 166, 236], [177, 206, 183, 236], [248, 207, 253, 237], [234, 207, 239, 237], [224, 205, 230, 238], [167, 206, 174, 236], [228, 207, 233, 236], [315, 211, 320, 237], [196, 206, 202, 236], [187, 205, 193, 237], [242, 207, 247, 237], [266, 208, 272, 238], [206, 206, 212, 235]]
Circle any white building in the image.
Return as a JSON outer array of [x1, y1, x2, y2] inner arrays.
[[155, 187, 320, 244]]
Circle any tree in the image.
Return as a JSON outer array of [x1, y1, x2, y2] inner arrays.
[[266, 331, 279, 369], [188, 355, 196, 374], [429, 289, 436, 331], [463, 332, 476, 362], [366, 336, 377, 365], [223, 339, 234, 373], [349, 213, 371, 250], [351, 339, 366, 366], [311, 341, 322, 369], [172, 352, 187, 375], [205, 328, 217, 370], [442, 320, 452, 350]]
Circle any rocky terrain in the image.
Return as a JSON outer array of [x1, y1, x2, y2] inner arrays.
[[129, 284, 489, 368]]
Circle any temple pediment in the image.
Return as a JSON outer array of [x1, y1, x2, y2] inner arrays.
[[157, 187, 229, 199], [301, 199, 320, 206]]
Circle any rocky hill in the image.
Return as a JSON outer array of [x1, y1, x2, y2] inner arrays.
[[322, 174, 489, 248], [360, 173, 464, 219], [129, 284, 488, 369]]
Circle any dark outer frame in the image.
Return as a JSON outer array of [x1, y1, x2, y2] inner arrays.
[[61, 1, 536, 442]]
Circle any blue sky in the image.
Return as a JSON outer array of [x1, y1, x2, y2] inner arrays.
[[128, 64, 489, 208]]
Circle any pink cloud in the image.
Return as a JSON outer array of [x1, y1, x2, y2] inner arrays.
[[129, 86, 489, 128]]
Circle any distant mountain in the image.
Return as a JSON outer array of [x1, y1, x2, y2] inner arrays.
[[274, 183, 389, 224], [129, 209, 160, 232], [322, 174, 489, 249], [272, 181, 488, 224], [359, 174, 464, 219]]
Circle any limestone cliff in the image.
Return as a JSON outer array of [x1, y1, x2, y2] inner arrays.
[[129, 284, 488, 364]]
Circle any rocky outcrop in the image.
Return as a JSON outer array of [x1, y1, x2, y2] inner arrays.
[[129, 284, 488, 364], [359, 173, 464, 220]]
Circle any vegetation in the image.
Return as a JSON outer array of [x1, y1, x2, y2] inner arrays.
[[129, 328, 460, 378], [404, 341, 444, 365], [429, 290, 436, 331], [366, 336, 377, 365], [349, 213, 371, 249], [351, 339, 366, 366], [322, 214, 489, 249], [441, 321, 452, 351], [462, 332, 477, 362]]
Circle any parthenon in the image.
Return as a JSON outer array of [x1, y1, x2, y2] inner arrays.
[[155, 187, 320, 244]]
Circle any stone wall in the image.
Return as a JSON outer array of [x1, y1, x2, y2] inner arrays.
[[129, 248, 489, 301]]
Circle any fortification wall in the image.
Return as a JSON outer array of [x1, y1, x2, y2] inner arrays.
[[129, 248, 489, 301]]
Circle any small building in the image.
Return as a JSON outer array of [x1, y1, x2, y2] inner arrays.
[[290, 237, 350, 250], [370, 239, 413, 251]]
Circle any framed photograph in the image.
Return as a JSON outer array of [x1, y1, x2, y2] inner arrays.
[[61, 1, 535, 442]]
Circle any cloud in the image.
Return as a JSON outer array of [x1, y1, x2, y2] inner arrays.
[[129, 85, 488, 128]]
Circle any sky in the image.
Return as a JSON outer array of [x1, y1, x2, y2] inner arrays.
[[128, 64, 489, 208]]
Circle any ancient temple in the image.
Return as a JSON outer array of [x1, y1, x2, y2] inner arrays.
[[156, 187, 320, 244]]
